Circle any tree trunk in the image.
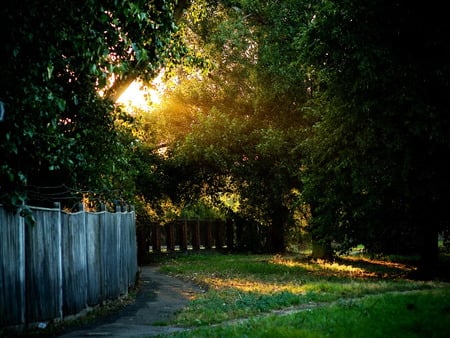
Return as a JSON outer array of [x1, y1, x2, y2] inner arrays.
[[418, 226, 439, 279], [311, 237, 333, 260], [413, 194, 440, 280], [266, 204, 288, 253]]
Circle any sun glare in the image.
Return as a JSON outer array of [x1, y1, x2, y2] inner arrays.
[[116, 72, 165, 111]]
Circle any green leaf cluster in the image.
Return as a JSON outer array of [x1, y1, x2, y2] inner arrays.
[[297, 1, 450, 269], [142, 0, 314, 253], [0, 0, 188, 208], [141, 0, 450, 272]]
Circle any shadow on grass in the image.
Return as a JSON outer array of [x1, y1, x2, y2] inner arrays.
[[331, 254, 450, 282]]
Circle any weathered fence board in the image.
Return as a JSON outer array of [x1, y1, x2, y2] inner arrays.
[[62, 211, 88, 315], [120, 210, 137, 290], [85, 212, 101, 306], [0, 207, 25, 326], [101, 212, 120, 300], [0, 204, 137, 327], [25, 208, 62, 322]]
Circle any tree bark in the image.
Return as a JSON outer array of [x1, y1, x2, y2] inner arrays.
[[266, 204, 288, 253], [311, 238, 333, 260], [417, 226, 439, 279]]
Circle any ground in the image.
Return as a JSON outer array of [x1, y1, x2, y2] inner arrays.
[[55, 265, 204, 338]]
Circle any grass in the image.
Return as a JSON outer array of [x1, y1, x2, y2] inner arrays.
[[154, 252, 450, 337], [164, 289, 450, 338]]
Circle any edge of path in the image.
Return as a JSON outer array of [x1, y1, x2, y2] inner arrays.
[[54, 265, 205, 338]]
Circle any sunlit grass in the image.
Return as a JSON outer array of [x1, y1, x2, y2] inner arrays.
[[271, 255, 369, 276], [269, 254, 417, 278], [161, 288, 450, 338], [200, 276, 307, 294], [157, 252, 445, 329]]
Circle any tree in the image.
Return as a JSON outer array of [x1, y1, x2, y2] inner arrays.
[[0, 0, 190, 209], [298, 0, 450, 275], [143, 0, 313, 253]]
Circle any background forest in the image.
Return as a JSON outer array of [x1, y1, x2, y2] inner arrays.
[[1, 0, 449, 278]]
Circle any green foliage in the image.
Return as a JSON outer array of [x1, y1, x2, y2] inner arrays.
[[143, 0, 315, 253], [297, 1, 450, 266], [0, 0, 188, 207], [180, 199, 226, 220]]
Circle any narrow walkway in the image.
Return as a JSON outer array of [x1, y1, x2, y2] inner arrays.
[[57, 266, 204, 338]]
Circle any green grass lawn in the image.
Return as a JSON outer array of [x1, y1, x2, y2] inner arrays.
[[154, 252, 450, 337]]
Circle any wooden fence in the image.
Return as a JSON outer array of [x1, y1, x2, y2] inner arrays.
[[149, 219, 232, 253], [0, 204, 138, 327], [142, 217, 272, 257]]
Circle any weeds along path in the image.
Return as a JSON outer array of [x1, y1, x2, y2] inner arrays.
[[56, 265, 447, 337], [178, 288, 445, 335]]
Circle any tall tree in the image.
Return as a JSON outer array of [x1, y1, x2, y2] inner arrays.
[[298, 0, 450, 275], [144, 0, 313, 253]]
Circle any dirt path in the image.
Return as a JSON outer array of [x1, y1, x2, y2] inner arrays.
[[57, 266, 204, 338], [52, 265, 440, 338]]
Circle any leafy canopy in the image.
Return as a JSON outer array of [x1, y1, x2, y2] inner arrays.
[[0, 0, 190, 208]]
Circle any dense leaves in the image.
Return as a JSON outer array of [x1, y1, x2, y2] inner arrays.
[[146, 0, 450, 271], [2, 0, 448, 274], [142, 1, 314, 253], [0, 0, 187, 208], [298, 0, 450, 272]]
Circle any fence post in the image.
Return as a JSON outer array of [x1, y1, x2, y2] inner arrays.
[[192, 219, 201, 251], [180, 220, 188, 251], [19, 204, 26, 324], [166, 222, 175, 252], [152, 223, 161, 253], [205, 219, 213, 249], [215, 220, 224, 250], [54, 202, 63, 321], [115, 204, 122, 296], [226, 218, 234, 251]]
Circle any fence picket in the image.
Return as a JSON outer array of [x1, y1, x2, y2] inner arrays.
[[145, 219, 231, 254], [0, 204, 137, 327], [0, 207, 25, 326]]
